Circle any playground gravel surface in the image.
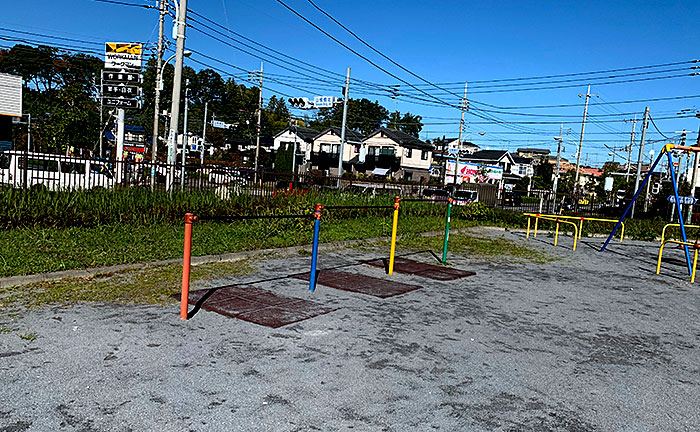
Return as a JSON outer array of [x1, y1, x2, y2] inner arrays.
[[1, 227, 699, 431]]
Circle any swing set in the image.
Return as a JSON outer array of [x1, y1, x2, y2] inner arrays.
[[601, 143, 699, 279]]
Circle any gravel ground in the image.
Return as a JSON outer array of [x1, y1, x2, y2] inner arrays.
[[1, 227, 699, 431]]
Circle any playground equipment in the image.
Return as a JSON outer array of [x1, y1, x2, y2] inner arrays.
[[660, 223, 700, 245], [601, 143, 696, 277], [525, 213, 624, 242], [657, 240, 700, 282], [525, 214, 579, 251]]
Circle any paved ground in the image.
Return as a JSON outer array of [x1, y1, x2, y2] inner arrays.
[[1, 228, 699, 431]]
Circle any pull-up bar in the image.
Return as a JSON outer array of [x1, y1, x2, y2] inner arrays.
[[600, 143, 693, 276]]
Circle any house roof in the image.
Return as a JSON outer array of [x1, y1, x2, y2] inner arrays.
[[517, 147, 550, 155], [364, 127, 433, 150], [510, 153, 533, 165], [465, 150, 512, 163], [313, 127, 364, 143], [273, 126, 320, 143]]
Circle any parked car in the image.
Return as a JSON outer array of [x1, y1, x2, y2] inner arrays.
[[209, 168, 247, 186], [453, 190, 478, 206], [503, 191, 522, 206], [422, 188, 450, 202]]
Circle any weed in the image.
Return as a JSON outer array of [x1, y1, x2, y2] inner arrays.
[[20, 333, 37, 341]]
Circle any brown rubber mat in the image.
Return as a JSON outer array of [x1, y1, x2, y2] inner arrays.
[[177, 285, 335, 328], [363, 257, 476, 280], [293, 269, 422, 298]]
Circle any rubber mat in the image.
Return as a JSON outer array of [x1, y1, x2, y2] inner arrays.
[[363, 257, 476, 280], [177, 285, 335, 328], [293, 269, 422, 298]]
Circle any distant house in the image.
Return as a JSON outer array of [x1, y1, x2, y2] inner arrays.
[[272, 126, 320, 154], [435, 137, 480, 155], [360, 127, 434, 181], [517, 148, 550, 160], [510, 153, 534, 178], [308, 127, 364, 176]]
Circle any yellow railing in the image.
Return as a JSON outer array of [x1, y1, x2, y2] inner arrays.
[[656, 239, 700, 282], [660, 223, 700, 245], [526, 214, 578, 251], [525, 213, 624, 242]]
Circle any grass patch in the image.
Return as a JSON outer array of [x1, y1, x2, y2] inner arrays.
[[399, 231, 556, 264], [19, 332, 37, 341], [0, 259, 253, 310]]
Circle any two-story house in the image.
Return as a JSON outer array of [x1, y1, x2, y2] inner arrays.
[[272, 126, 320, 154], [308, 127, 364, 176], [361, 127, 434, 181]]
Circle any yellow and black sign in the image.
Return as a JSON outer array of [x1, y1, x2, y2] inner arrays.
[[105, 43, 142, 55]]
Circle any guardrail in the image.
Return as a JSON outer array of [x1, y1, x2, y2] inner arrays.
[[525, 213, 624, 242], [660, 223, 700, 245], [525, 214, 578, 251], [656, 239, 700, 282]]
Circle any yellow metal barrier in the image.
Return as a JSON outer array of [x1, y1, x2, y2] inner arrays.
[[525, 213, 624, 242], [656, 239, 700, 282], [660, 223, 700, 246], [526, 214, 578, 251]]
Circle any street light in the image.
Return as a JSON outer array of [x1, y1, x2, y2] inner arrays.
[[158, 50, 191, 91]]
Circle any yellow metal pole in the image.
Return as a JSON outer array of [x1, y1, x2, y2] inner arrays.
[[527, 217, 531, 238], [554, 221, 559, 246], [534, 217, 539, 238], [620, 222, 625, 243], [656, 242, 666, 275], [578, 218, 584, 240], [388, 196, 400, 276], [572, 224, 578, 251], [692, 247, 698, 283]]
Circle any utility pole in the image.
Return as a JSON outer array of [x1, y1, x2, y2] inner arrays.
[[631, 106, 650, 218], [453, 82, 468, 189], [337, 66, 351, 188], [575, 84, 596, 192], [181, 79, 189, 189], [26, 113, 31, 152], [624, 115, 636, 179], [692, 113, 700, 198], [291, 118, 298, 175], [553, 124, 563, 200], [201, 101, 208, 166], [165, 0, 188, 191], [151, 0, 166, 190], [645, 150, 655, 213], [253, 61, 263, 183]]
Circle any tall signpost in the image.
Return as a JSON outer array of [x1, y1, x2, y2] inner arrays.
[[102, 43, 143, 185]]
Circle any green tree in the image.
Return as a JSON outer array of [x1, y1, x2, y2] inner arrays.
[[387, 111, 423, 137], [533, 159, 554, 190], [310, 98, 389, 135]]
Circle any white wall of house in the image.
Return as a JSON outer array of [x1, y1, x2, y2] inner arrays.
[[363, 134, 432, 170], [311, 130, 355, 162], [511, 163, 534, 177], [273, 130, 308, 154]]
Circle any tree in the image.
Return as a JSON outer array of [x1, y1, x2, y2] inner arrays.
[[387, 111, 423, 137], [533, 159, 553, 190], [310, 98, 389, 135], [274, 142, 294, 172]]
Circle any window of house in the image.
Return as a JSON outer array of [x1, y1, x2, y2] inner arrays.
[[421, 150, 428, 160], [368, 146, 379, 156], [405, 148, 412, 158], [354, 145, 360, 153], [518, 165, 527, 176], [380, 146, 395, 156], [0, 154, 10, 170], [321, 144, 331, 153], [332, 144, 340, 154]]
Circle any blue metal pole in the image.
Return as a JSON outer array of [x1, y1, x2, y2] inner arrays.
[[309, 204, 323, 292], [667, 151, 693, 275], [600, 149, 666, 252]]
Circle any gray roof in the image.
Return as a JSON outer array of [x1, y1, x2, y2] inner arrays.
[[365, 127, 433, 150], [465, 150, 510, 162], [510, 153, 533, 165], [314, 127, 364, 143], [517, 147, 550, 155], [273, 126, 320, 143]]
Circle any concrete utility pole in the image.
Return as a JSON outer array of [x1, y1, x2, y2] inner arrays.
[[453, 81, 468, 188], [624, 115, 636, 179], [645, 149, 655, 213], [553, 124, 563, 200], [291, 118, 298, 175], [165, 0, 188, 191], [151, 0, 166, 190], [692, 113, 700, 197], [631, 106, 650, 218], [253, 61, 263, 183], [575, 84, 596, 192], [337, 67, 351, 188], [201, 101, 208, 166], [181, 79, 189, 189]]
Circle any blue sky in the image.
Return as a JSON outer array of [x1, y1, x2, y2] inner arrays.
[[2, 0, 700, 166]]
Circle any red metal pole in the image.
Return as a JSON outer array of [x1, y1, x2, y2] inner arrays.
[[181, 213, 198, 320]]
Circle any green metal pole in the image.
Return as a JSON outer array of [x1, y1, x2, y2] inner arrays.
[[442, 198, 453, 263]]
